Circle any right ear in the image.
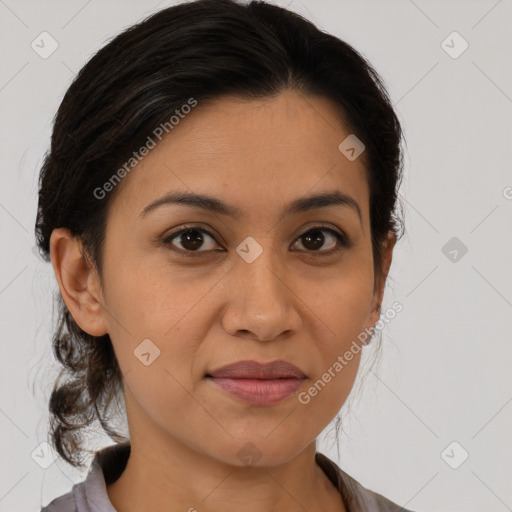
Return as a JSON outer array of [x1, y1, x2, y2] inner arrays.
[[49, 228, 109, 337]]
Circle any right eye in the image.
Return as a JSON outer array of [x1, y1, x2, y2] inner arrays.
[[162, 226, 223, 256]]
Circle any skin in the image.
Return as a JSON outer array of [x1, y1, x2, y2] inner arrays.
[[50, 89, 395, 512]]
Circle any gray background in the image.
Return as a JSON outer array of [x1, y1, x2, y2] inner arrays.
[[1, 0, 511, 511]]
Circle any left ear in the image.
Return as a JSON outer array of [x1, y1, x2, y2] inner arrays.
[[368, 231, 396, 328]]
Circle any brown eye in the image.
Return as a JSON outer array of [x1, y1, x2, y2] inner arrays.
[[292, 227, 350, 255], [163, 227, 220, 254]]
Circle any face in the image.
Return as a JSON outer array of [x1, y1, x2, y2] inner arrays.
[[54, 89, 393, 467]]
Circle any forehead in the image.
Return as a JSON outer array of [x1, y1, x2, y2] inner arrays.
[[110, 89, 370, 224]]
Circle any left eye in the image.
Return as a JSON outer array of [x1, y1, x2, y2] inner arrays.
[[162, 226, 350, 256], [291, 227, 349, 254]]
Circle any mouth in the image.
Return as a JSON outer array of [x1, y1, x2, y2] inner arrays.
[[205, 359, 307, 406]]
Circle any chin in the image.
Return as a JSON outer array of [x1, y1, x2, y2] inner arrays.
[[205, 432, 311, 469]]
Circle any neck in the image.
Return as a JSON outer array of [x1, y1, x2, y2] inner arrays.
[[106, 429, 345, 512]]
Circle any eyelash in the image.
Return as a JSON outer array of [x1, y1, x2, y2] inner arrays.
[[162, 224, 351, 258]]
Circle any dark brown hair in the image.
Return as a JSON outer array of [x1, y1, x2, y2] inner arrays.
[[35, 0, 405, 468]]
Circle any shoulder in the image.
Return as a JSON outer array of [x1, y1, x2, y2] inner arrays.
[[342, 473, 415, 512], [40, 442, 130, 512], [40, 489, 76, 512], [39, 458, 98, 512], [39, 468, 104, 512], [315, 451, 415, 512]]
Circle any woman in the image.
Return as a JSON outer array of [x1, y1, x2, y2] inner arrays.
[[36, 0, 409, 510]]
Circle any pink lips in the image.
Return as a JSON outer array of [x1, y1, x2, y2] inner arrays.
[[206, 359, 306, 406]]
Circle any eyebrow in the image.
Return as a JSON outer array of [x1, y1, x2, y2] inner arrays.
[[139, 189, 362, 223]]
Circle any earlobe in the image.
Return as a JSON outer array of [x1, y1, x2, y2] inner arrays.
[[49, 228, 108, 337]]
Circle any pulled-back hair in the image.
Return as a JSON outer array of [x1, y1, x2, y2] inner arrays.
[[35, 0, 405, 468]]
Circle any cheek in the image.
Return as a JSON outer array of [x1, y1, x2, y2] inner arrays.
[[307, 267, 375, 344], [101, 264, 217, 406], [104, 251, 212, 337], [289, 272, 373, 426]]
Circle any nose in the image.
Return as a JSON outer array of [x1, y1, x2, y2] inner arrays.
[[221, 247, 302, 342]]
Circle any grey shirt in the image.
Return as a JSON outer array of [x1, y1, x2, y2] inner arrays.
[[40, 442, 413, 512]]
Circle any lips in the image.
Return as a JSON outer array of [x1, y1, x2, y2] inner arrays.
[[206, 359, 306, 379], [205, 359, 307, 406]]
